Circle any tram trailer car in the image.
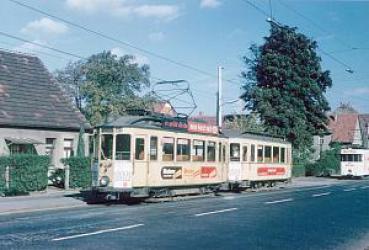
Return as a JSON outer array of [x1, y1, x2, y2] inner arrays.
[[223, 129, 292, 190], [91, 115, 229, 200], [340, 148, 369, 177]]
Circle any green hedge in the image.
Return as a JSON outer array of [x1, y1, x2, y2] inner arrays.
[[61, 157, 91, 189], [292, 164, 306, 177], [0, 155, 49, 195]]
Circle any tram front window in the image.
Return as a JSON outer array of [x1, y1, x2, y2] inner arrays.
[[193, 140, 205, 161], [162, 137, 174, 161], [101, 134, 113, 160], [115, 134, 131, 160], [135, 138, 145, 160], [230, 143, 240, 161], [177, 138, 190, 161]]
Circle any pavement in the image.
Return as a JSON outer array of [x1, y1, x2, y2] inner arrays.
[[0, 178, 368, 249]]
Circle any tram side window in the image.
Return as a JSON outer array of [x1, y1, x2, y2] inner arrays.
[[162, 137, 174, 161], [115, 134, 131, 160], [223, 145, 226, 162], [264, 146, 272, 163], [193, 140, 205, 161], [207, 141, 216, 162], [251, 144, 255, 162], [101, 134, 113, 160], [150, 136, 158, 160], [242, 145, 248, 162], [280, 148, 286, 163], [341, 154, 362, 162], [218, 142, 222, 162], [257, 145, 263, 163], [273, 146, 279, 163], [135, 138, 145, 160], [177, 138, 190, 161], [230, 143, 240, 162]]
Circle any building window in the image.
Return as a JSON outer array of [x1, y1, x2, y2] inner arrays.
[[45, 138, 56, 155], [177, 138, 190, 161], [162, 137, 174, 161], [135, 138, 145, 160], [264, 146, 272, 163], [242, 145, 248, 162], [150, 136, 158, 160], [207, 141, 216, 162], [116, 134, 131, 160], [192, 140, 205, 161], [100, 135, 112, 160], [230, 143, 240, 162], [63, 139, 74, 158], [6, 141, 37, 155]]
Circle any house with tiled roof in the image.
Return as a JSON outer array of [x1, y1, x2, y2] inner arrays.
[[0, 50, 91, 169]]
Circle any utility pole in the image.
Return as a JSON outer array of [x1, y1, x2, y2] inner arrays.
[[217, 66, 223, 131]]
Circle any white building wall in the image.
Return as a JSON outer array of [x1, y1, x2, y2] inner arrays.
[[0, 127, 89, 169]]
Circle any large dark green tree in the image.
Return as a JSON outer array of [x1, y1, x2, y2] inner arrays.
[[241, 23, 332, 156], [55, 51, 154, 126]]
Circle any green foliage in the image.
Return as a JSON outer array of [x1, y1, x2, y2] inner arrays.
[[49, 168, 65, 188], [61, 157, 91, 188], [55, 51, 152, 126], [0, 155, 49, 195], [292, 164, 306, 177], [76, 126, 85, 157], [241, 23, 332, 155], [224, 113, 265, 133], [306, 143, 341, 176]]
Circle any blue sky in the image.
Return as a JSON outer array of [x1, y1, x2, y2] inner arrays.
[[0, 0, 369, 116]]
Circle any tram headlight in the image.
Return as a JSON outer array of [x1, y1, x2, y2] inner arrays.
[[100, 176, 110, 187]]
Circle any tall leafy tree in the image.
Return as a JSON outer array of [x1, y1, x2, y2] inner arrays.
[[55, 51, 152, 126], [241, 23, 332, 156]]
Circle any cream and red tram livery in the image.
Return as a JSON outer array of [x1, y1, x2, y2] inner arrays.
[[223, 129, 292, 189], [91, 114, 228, 199]]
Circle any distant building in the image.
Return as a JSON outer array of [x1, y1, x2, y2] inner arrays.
[[0, 50, 91, 169]]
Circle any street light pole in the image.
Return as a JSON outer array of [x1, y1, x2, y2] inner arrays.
[[217, 66, 223, 131]]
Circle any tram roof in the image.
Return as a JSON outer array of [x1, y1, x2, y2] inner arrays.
[[222, 129, 290, 144]]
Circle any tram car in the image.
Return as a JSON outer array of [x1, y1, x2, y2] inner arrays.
[[223, 129, 292, 189], [340, 148, 369, 177], [91, 113, 229, 200], [91, 112, 293, 201]]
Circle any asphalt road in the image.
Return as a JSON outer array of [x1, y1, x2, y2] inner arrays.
[[1, 180, 368, 250]]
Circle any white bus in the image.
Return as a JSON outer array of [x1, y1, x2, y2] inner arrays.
[[340, 148, 369, 177]]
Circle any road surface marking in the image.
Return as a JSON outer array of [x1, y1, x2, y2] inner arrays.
[[312, 192, 331, 197], [265, 198, 293, 204], [343, 188, 356, 192], [194, 208, 238, 217], [223, 196, 237, 200], [52, 224, 144, 241], [360, 186, 369, 189]]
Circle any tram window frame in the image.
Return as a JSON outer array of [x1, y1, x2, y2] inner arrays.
[[192, 140, 205, 162], [251, 144, 255, 162], [177, 138, 190, 161], [280, 147, 286, 163], [101, 134, 113, 160], [162, 137, 174, 161], [264, 146, 272, 163], [115, 134, 131, 160], [242, 145, 248, 162], [257, 145, 264, 163], [207, 141, 216, 162], [150, 136, 158, 160], [273, 146, 279, 163], [230, 143, 241, 162], [135, 138, 145, 160], [218, 142, 222, 162]]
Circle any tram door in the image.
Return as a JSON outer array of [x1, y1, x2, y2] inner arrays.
[[132, 136, 149, 187], [114, 134, 133, 189]]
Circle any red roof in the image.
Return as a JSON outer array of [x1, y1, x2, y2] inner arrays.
[[328, 113, 359, 143]]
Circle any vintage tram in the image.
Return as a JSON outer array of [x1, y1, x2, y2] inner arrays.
[[340, 148, 369, 177], [91, 112, 292, 201]]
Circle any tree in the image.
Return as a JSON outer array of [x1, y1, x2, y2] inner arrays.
[[241, 23, 332, 157], [55, 51, 151, 126], [224, 113, 265, 133]]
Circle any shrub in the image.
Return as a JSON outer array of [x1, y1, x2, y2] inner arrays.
[[292, 164, 306, 177], [61, 157, 91, 189], [0, 154, 49, 195], [306, 143, 341, 176]]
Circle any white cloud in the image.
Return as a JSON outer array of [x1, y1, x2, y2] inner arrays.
[[66, 0, 179, 20], [13, 39, 48, 54], [200, 0, 221, 8], [21, 18, 68, 37], [111, 47, 149, 65], [148, 32, 165, 42]]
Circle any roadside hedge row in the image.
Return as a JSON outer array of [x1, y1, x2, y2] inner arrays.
[[0, 155, 49, 195], [292, 164, 306, 177], [61, 157, 91, 189]]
